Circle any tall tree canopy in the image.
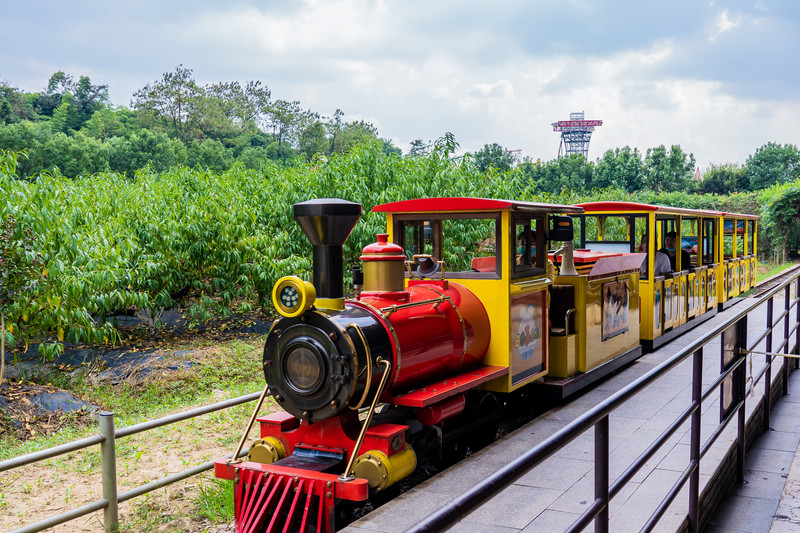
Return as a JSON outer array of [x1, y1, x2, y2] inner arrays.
[[474, 143, 516, 172], [132, 65, 204, 142], [643, 145, 695, 192], [745, 142, 800, 190]]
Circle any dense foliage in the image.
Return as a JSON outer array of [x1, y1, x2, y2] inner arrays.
[[3, 134, 798, 361], [0, 67, 401, 178]]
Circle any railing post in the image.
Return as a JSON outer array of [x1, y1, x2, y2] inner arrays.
[[764, 297, 774, 432], [736, 316, 747, 483], [784, 285, 790, 395], [100, 411, 119, 533], [595, 415, 609, 533], [796, 277, 800, 369], [688, 347, 703, 533]]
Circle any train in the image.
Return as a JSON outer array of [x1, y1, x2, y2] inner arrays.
[[213, 197, 758, 533]]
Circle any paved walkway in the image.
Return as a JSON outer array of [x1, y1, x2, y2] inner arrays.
[[706, 368, 800, 533], [346, 296, 800, 533]]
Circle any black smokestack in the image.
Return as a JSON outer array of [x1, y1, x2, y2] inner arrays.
[[293, 199, 362, 301]]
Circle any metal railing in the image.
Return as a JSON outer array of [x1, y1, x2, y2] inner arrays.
[[1, 391, 261, 533], [410, 273, 800, 533]]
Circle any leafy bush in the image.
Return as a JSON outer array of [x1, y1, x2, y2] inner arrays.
[[0, 136, 790, 360]]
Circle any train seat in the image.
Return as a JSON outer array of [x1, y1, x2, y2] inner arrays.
[[550, 284, 576, 336], [471, 256, 496, 272]]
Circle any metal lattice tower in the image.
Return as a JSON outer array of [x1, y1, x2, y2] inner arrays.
[[551, 112, 603, 158]]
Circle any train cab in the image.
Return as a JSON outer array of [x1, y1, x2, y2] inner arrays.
[[574, 202, 725, 351], [373, 197, 583, 393]]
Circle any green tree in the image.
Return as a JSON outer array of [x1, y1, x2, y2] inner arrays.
[[107, 129, 187, 175], [266, 100, 316, 160], [520, 154, 594, 193], [236, 146, 272, 169], [83, 106, 139, 140], [49, 92, 75, 134], [381, 139, 402, 157], [34, 71, 74, 116], [594, 147, 644, 191], [474, 143, 516, 172], [326, 109, 345, 154], [72, 75, 109, 129], [299, 121, 329, 160], [186, 139, 235, 171], [643, 145, 695, 192], [407, 138, 428, 157], [745, 142, 800, 190], [206, 80, 272, 130], [0, 83, 36, 122], [0, 121, 57, 177], [0, 99, 13, 125], [41, 131, 110, 178], [697, 163, 747, 194], [336, 121, 381, 154], [133, 65, 204, 142]]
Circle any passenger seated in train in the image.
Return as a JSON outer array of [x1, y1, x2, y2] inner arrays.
[[639, 233, 672, 277], [517, 231, 537, 267], [659, 231, 691, 272]]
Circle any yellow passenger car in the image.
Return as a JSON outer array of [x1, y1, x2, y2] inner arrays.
[[574, 202, 730, 351]]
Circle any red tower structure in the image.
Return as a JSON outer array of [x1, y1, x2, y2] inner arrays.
[[552, 111, 603, 158]]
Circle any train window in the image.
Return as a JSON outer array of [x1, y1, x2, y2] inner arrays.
[[582, 215, 636, 253], [394, 214, 501, 279], [702, 218, 717, 265], [513, 216, 545, 277], [723, 220, 744, 258], [746, 220, 756, 255], [681, 218, 698, 268], [402, 221, 437, 259]]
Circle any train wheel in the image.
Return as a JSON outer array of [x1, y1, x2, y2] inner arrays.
[[369, 483, 402, 509], [334, 500, 359, 528], [466, 393, 501, 452], [439, 438, 469, 469]]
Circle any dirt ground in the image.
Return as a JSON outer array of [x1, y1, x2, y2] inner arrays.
[[0, 387, 282, 532]]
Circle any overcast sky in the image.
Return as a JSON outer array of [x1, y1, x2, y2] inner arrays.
[[2, 1, 798, 168]]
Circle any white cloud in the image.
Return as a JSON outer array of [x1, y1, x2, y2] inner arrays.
[[709, 10, 741, 41]]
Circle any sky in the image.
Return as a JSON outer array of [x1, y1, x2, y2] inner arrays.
[[1, 0, 799, 169]]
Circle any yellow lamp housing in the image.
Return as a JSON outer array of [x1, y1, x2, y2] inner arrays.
[[272, 276, 316, 317]]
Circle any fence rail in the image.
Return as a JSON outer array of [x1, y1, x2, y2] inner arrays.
[[409, 273, 800, 533], [2, 391, 261, 533]]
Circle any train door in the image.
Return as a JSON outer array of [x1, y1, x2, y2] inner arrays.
[[748, 220, 758, 288], [701, 216, 719, 310], [681, 217, 699, 319], [510, 214, 549, 385], [656, 215, 687, 328]]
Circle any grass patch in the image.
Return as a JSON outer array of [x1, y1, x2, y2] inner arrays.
[[760, 260, 798, 280], [193, 476, 234, 523], [0, 336, 264, 460]]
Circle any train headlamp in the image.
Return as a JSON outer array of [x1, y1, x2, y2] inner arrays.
[[272, 276, 316, 317], [284, 343, 325, 394]]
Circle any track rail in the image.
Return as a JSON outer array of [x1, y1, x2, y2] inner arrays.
[[748, 263, 800, 298]]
